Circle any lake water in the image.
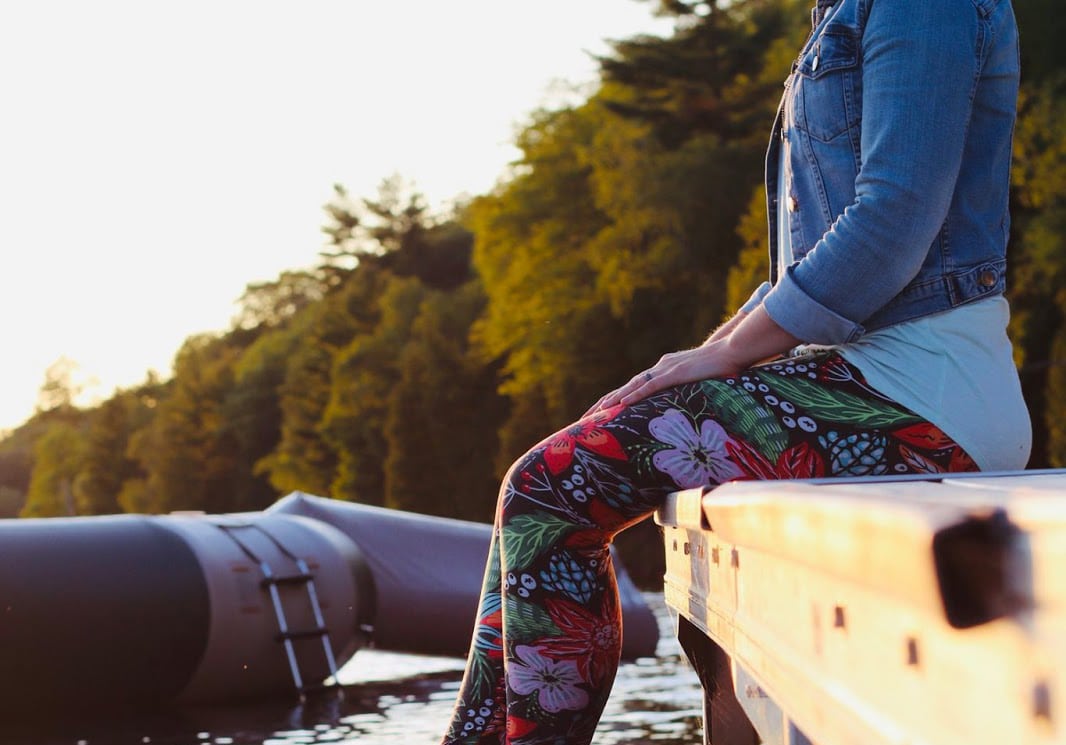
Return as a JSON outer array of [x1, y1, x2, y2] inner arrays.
[[5, 594, 704, 745]]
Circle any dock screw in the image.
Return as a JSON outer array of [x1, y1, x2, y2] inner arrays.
[[906, 637, 919, 666], [833, 605, 846, 629], [730, 548, 740, 568], [1034, 681, 1052, 722]]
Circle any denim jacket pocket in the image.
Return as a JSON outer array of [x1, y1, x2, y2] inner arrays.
[[795, 23, 862, 143]]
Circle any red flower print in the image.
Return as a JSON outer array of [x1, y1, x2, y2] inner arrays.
[[563, 526, 611, 550], [948, 446, 979, 472], [484, 677, 507, 738], [725, 438, 776, 480], [727, 439, 826, 480], [564, 501, 643, 549], [775, 442, 826, 478], [899, 444, 946, 474], [893, 422, 956, 450], [474, 606, 503, 659], [542, 405, 628, 475], [818, 355, 855, 383], [536, 595, 621, 686], [506, 715, 537, 741]]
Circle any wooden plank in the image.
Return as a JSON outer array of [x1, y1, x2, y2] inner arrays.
[[657, 472, 1066, 745]]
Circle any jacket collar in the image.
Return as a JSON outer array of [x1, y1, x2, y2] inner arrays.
[[812, 0, 837, 27]]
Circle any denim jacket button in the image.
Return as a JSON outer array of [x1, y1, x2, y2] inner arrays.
[[978, 269, 997, 288]]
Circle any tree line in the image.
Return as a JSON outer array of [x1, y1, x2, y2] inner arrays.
[[1, 0, 1062, 583]]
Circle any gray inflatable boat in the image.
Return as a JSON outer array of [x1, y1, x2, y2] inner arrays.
[[0, 493, 658, 712]]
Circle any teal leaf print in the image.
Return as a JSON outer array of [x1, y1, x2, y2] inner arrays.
[[765, 374, 921, 427], [468, 648, 497, 700], [502, 512, 574, 572], [702, 379, 789, 461], [484, 539, 501, 592], [506, 596, 562, 642]]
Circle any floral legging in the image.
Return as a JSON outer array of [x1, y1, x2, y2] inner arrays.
[[442, 352, 977, 745]]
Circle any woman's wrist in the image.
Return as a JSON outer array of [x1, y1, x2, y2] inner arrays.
[[703, 310, 746, 346], [721, 305, 802, 369]]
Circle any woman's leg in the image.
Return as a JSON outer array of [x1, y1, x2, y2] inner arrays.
[[442, 352, 977, 745]]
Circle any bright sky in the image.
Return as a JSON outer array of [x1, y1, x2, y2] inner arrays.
[[0, 1, 672, 432]]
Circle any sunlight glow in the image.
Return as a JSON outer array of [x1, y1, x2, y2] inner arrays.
[[0, 0, 671, 431]]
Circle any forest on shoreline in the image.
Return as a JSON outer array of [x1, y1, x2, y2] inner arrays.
[[1, 0, 1062, 584]]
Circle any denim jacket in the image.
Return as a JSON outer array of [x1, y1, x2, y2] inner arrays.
[[753, 0, 1020, 345]]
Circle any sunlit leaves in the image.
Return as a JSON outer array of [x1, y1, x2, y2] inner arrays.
[[21, 423, 84, 517]]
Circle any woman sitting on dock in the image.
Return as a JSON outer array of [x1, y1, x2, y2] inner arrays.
[[443, 0, 1030, 742]]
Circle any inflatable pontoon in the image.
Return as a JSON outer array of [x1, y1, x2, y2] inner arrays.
[[0, 492, 658, 713]]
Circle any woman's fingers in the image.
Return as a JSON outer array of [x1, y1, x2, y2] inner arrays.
[[620, 366, 677, 406], [583, 340, 750, 417], [583, 369, 659, 417], [616, 347, 731, 407], [585, 365, 674, 416]]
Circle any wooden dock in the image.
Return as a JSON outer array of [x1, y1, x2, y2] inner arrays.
[[656, 470, 1066, 745]]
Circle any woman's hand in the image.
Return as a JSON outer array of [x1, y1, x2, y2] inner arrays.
[[582, 304, 802, 417], [582, 342, 742, 417]]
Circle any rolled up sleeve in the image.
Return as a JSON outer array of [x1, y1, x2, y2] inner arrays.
[[764, 265, 864, 343], [739, 281, 772, 314]]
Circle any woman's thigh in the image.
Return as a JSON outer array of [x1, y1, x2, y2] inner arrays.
[[504, 351, 976, 535]]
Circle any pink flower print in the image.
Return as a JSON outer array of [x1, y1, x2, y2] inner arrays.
[[508, 645, 590, 713], [649, 409, 743, 487]]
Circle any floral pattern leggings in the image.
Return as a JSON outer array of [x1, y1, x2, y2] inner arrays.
[[442, 352, 977, 745]]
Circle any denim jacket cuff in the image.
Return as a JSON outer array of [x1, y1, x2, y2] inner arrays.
[[739, 281, 772, 314], [763, 267, 865, 345]]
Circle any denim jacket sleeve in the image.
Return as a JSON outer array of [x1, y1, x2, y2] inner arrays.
[[763, 0, 991, 344], [740, 281, 772, 314]]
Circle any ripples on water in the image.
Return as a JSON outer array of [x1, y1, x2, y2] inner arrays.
[[6, 594, 703, 745]]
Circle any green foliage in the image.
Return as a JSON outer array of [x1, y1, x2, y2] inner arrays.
[[21, 422, 85, 517], [122, 332, 257, 513], [468, 104, 616, 440], [322, 276, 426, 503], [1013, 0, 1065, 85], [383, 281, 507, 520], [1012, 79, 1066, 216], [0, 424, 43, 514], [0, 486, 23, 518], [256, 290, 365, 497], [73, 383, 159, 515], [1045, 326, 1066, 467], [35, 357, 82, 414], [601, 0, 806, 147], [1008, 72, 1066, 465], [217, 326, 302, 511], [233, 270, 326, 331], [1, 406, 86, 517], [725, 186, 771, 315]]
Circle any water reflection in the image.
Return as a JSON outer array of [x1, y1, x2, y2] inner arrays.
[[2, 595, 702, 745]]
